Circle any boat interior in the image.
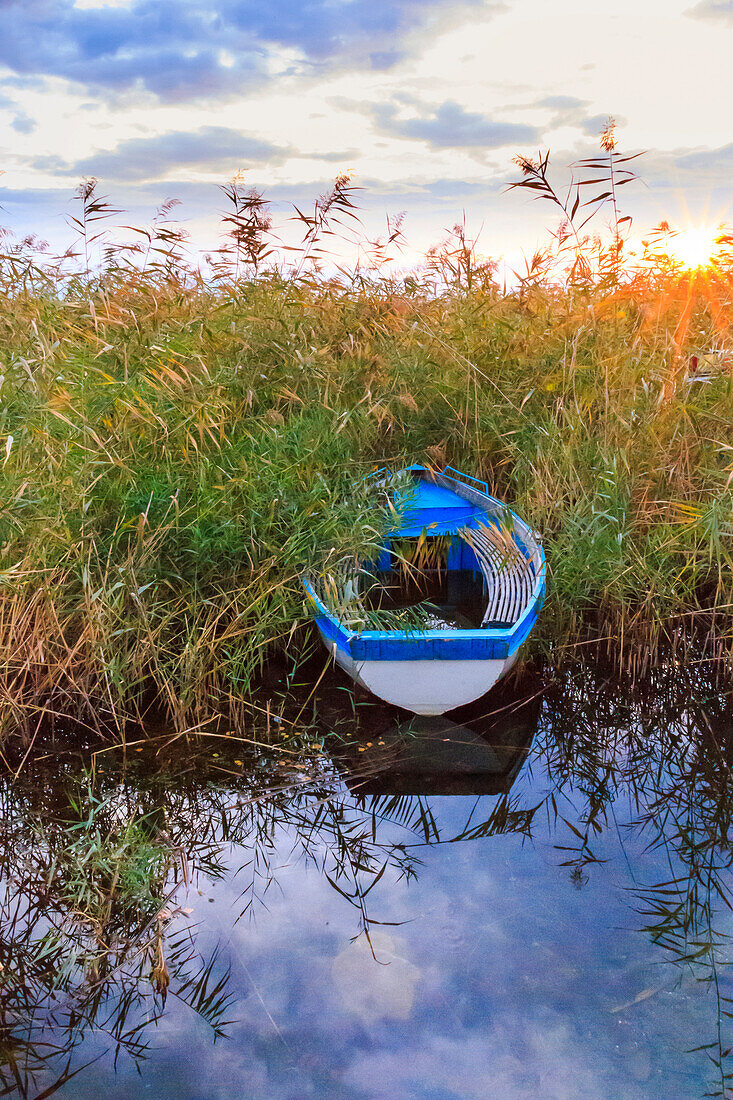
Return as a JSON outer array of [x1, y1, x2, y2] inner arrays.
[[360, 467, 542, 631]]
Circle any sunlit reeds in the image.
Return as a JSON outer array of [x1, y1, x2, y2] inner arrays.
[[0, 154, 731, 739]]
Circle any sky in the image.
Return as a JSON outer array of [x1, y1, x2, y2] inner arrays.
[[2, 0, 733, 271]]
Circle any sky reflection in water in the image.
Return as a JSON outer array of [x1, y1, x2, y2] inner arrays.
[[3, 656, 733, 1100]]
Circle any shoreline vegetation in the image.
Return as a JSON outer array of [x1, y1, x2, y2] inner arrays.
[[1, 131, 732, 742]]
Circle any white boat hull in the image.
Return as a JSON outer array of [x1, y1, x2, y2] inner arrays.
[[329, 639, 516, 715]]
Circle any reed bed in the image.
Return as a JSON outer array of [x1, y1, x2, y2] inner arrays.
[[0, 164, 732, 741]]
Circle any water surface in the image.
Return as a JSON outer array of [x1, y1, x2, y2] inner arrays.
[[2, 655, 733, 1099]]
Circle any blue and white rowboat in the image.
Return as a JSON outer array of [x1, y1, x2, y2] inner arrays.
[[303, 465, 546, 715]]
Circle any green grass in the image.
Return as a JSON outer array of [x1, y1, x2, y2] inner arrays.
[[0, 187, 732, 739]]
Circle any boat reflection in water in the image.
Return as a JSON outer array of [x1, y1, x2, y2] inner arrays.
[[338, 681, 541, 798]]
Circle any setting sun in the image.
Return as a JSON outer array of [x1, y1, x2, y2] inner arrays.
[[664, 225, 721, 270]]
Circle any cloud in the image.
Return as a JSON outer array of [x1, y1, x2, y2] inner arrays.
[[367, 92, 618, 156], [0, 90, 37, 135], [524, 96, 620, 138], [0, 1, 262, 103], [674, 141, 733, 170], [10, 112, 36, 135], [374, 99, 539, 150], [22, 127, 359, 186], [29, 126, 291, 183], [614, 141, 733, 224], [0, 0, 495, 102], [536, 95, 586, 111], [638, 141, 733, 191], [686, 0, 733, 19], [341, 1017, 615, 1100], [579, 113, 616, 138]]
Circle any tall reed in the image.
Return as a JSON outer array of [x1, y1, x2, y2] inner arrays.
[[0, 153, 731, 740]]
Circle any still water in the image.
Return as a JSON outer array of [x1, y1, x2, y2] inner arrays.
[[2, 654, 733, 1099]]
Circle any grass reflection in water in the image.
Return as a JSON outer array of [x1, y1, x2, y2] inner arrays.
[[0, 651, 732, 1097]]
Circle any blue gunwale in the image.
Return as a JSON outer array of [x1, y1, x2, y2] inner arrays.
[[302, 465, 546, 663]]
